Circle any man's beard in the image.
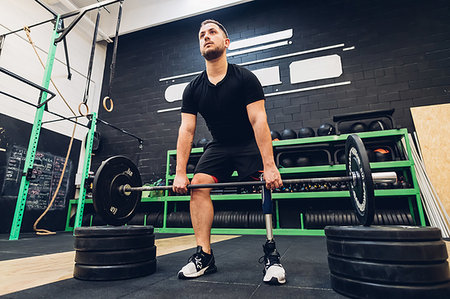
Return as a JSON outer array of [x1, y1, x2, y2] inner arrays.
[[201, 44, 225, 61]]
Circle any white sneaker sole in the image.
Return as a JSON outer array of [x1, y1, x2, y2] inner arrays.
[[264, 276, 286, 285], [178, 265, 217, 279]]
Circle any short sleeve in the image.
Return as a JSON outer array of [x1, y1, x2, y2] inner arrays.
[[181, 82, 197, 115], [243, 69, 265, 106]]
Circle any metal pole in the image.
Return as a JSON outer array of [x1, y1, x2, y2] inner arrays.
[[9, 15, 61, 240], [123, 171, 397, 192]]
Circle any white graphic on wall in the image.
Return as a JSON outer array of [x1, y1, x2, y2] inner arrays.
[[158, 27, 355, 113], [289, 54, 342, 84], [163, 66, 282, 103]]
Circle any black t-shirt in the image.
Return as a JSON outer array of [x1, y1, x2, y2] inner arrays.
[[181, 64, 265, 145]]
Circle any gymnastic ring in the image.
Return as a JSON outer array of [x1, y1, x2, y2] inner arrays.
[[103, 96, 114, 112], [78, 102, 89, 116]]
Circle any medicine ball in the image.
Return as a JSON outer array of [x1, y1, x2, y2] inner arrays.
[[297, 127, 315, 138], [369, 120, 387, 131], [350, 122, 368, 133], [373, 148, 391, 162], [280, 157, 294, 168], [296, 156, 310, 167], [187, 163, 196, 173], [281, 129, 297, 140], [196, 138, 210, 148], [337, 151, 346, 164], [271, 130, 281, 141], [317, 123, 336, 136]]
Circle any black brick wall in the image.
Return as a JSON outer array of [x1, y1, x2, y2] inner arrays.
[[94, 0, 450, 183]]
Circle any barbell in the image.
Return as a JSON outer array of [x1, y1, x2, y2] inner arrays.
[[92, 134, 397, 227]]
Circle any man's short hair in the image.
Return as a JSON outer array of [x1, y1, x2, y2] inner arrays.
[[200, 19, 229, 38]]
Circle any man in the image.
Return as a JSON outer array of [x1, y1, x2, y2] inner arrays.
[[173, 19, 286, 284]]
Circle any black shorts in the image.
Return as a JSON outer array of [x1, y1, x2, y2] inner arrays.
[[194, 140, 263, 182]]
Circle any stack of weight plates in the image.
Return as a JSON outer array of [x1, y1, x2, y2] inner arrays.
[[325, 226, 450, 297], [73, 225, 156, 280]]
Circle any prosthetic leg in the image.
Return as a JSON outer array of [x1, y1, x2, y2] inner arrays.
[[260, 176, 286, 284]]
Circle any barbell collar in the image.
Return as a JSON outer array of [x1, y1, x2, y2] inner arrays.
[[371, 172, 398, 183], [122, 171, 397, 193]]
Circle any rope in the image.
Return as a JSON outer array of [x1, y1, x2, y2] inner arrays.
[[33, 121, 77, 235], [23, 26, 77, 116]]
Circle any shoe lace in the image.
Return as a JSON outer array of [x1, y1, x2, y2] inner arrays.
[[258, 252, 281, 267], [188, 252, 201, 263]]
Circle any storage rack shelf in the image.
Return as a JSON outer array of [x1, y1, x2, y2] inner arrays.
[[65, 128, 425, 236]]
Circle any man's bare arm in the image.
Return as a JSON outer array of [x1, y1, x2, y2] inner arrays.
[[247, 100, 282, 189], [173, 113, 197, 193]]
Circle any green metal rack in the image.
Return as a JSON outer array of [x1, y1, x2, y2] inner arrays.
[[64, 128, 425, 235], [154, 128, 424, 236]]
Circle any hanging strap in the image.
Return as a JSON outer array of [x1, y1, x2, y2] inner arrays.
[[103, 0, 123, 112], [80, 9, 101, 115]]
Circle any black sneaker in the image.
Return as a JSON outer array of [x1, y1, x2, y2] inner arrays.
[[178, 246, 217, 279], [259, 240, 286, 284]]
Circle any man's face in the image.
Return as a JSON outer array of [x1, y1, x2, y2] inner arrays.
[[198, 23, 230, 61]]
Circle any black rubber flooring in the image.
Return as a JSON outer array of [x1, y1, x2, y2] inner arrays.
[[1, 233, 344, 299]]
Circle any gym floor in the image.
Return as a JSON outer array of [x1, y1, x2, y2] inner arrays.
[[0, 232, 349, 298]]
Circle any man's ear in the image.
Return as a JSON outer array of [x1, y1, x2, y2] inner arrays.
[[224, 38, 230, 48]]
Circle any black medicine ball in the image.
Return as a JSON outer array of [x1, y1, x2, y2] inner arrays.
[[317, 123, 336, 136], [297, 127, 315, 138], [281, 129, 297, 140], [197, 138, 210, 148], [280, 157, 294, 168], [271, 130, 281, 141], [337, 152, 346, 164], [296, 156, 310, 167], [373, 148, 391, 162], [369, 120, 387, 131], [350, 122, 368, 133], [187, 163, 196, 173]]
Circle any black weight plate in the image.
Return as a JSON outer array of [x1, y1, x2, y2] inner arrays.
[[75, 234, 155, 251], [345, 134, 375, 226], [167, 212, 175, 227], [406, 212, 415, 225], [325, 225, 443, 241], [338, 212, 344, 225], [243, 211, 249, 228], [386, 211, 394, 225], [328, 255, 450, 284], [74, 259, 157, 281], [75, 246, 157, 265], [330, 273, 450, 299], [325, 212, 331, 226], [400, 211, 408, 225], [376, 213, 383, 225], [326, 238, 448, 262], [128, 213, 146, 225], [93, 156, 142, 226], [74, 225, 154, 237], [394, 211, 402, 224], [259, 213, 265, 228]]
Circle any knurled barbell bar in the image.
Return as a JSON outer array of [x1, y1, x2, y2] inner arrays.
[[120, 172, 396, 193], [92, 134, 396, 227]]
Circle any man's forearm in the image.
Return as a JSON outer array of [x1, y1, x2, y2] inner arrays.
[[253, 120, 276, 167], [176, 128, 194, 174]]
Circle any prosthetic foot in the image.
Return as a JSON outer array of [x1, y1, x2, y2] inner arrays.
[[260, 240, 286, 284]]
